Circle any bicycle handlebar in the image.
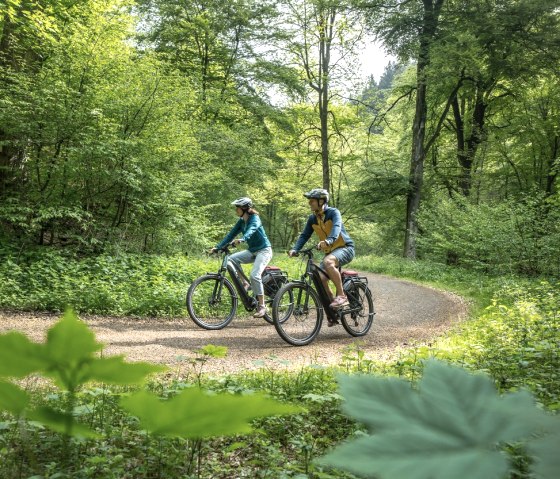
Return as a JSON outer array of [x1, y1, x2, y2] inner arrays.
[[288, 246, 316, 257], [207, 242, 238, 256]]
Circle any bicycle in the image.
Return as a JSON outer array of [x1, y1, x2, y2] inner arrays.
[[271, 247, 375, 346], [186, 243, 289, 329]]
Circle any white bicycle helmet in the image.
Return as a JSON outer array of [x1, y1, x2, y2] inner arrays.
[[303, 188, 329, 203], [231, 197, 253, 208]]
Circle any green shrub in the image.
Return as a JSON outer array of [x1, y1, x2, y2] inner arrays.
[[417, 194, 560, 276]]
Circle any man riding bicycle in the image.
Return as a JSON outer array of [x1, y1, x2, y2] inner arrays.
[[288, 188, 355, 313]]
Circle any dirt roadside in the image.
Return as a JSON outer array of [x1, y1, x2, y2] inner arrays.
[[0, 272, 469, 375]]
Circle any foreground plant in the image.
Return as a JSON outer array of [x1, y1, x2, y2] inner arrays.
[[320, 360, 560, 479], [0, 309, 165, 437]]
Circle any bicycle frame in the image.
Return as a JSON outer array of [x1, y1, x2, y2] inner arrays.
[[214, 245, 258, 311], [296, 248, 367, 321]]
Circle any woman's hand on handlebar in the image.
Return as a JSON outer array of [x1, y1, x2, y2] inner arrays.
[[231, 239, 243, 247]]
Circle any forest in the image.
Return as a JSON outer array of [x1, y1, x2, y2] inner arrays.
[[0, 0, 559, 478]]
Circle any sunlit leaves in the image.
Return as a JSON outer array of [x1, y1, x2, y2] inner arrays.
[[0, 309, 165, 436], [0, 381, 29, 415], [196, 344, 228, 358], [83, 356, 165, 385], [121, 388, 303, 438], [45, 309, 103, 364], [320, 360, 558, 479], [0, 332, 44, 378]]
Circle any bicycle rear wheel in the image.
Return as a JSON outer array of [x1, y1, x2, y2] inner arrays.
[[272, 283, 322, 346], [186, 275, 237, 330], [341, 281, 374, 336]]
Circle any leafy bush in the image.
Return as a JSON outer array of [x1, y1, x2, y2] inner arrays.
[[0, 251, 206, 316], [417, 194, 560, 276], [0, 249, 300, 316], [0, 311, 303, 478]]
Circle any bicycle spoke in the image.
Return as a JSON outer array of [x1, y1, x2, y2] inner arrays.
[[341, 281, 374, 336], [272, 284, 322, 346], [187, 275, 237, 329]]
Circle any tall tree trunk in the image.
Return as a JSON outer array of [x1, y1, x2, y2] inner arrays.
[[403, 0, 444, 258], [450, 83, 488, 197], [0, 13, 17, 197], [318, 7, 335, 192], [546, 135, 559, 196]]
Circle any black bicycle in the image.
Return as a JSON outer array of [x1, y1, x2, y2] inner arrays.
[[186, 243, 288, 329], [271, 247, 375, 346]]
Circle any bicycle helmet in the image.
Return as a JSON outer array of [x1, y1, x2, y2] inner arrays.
[[303, 188, 329, 203], [231, 197, 253, 209]]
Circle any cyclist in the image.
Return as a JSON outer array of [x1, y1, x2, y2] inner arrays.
[[288, 188, 355, 316], [211, 197, 273, 318]]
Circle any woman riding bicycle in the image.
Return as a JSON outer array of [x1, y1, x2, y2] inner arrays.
[[211, 197, 273, 318], [288, 188, 355, 314]]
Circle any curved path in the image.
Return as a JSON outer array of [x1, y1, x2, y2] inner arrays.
[[0, 273, 468, 374]]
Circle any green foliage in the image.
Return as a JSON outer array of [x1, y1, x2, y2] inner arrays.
[[121, 388, 302, 438], [0, 249, 302, 316], [417, 194, 560, 275], [0, 381, 29, 415], [320, 361, 559, 479], [0, 310, 164, 437], [0, 251, 206, 315]]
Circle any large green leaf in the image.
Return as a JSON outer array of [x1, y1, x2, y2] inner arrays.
[[45, 309, 102, 364], [0, 332, 45, 377], [320, 360, 551, 479], [120, 388, 302, 438], [0, 381, 30, 415], [83, 356, 167, 384], [531, 435, 560, 479], [29, 406, 100, 439], [528, 420, 560, 479], [321, 433, 508, 479]]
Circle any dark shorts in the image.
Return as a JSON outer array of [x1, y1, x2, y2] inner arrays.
[[320, 246, 355, 269]]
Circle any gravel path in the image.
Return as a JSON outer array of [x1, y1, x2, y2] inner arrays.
[[0, 272, 468, 375]]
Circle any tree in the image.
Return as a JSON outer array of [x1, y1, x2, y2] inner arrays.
[[358, 0, 446, 258], [280, 0, 363, 194], [431, 0, 560, 198]]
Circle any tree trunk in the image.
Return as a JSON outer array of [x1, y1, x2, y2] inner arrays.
[[318, 8, 335, 192], [0, 13, 16, 197], [403, 0, 444, 259]]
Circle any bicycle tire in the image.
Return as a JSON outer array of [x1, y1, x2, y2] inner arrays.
[[341, 281, 374, 336], [186, 274, 237, 330], [272, 283, 323, 346]]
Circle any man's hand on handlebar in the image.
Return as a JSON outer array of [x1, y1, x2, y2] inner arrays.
[[287, 250, 298, 257], [316, 240, 328, 251], [208, 247, 218, 255]]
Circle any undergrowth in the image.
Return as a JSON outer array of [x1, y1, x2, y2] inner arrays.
[[0, 252, 558, 478]]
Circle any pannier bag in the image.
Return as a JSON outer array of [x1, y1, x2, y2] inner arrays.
[[262, 265, 288, 297]]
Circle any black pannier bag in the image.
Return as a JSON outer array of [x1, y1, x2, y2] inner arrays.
[[262, 265, 288, 297]]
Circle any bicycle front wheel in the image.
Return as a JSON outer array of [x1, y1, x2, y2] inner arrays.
[[186, 275, 237, 330], [272, 283, 323, 346], [341, 281, 374, 336]]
